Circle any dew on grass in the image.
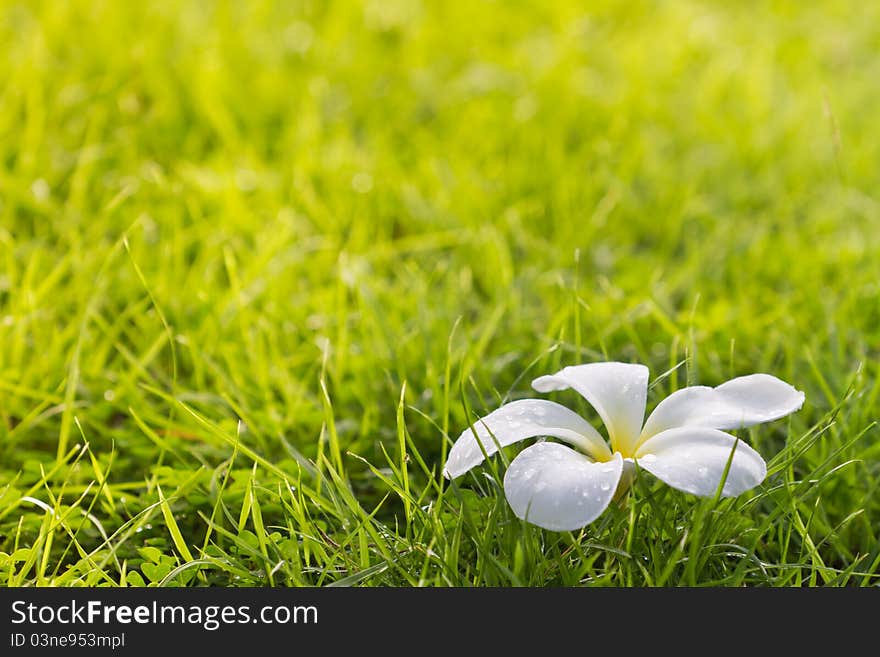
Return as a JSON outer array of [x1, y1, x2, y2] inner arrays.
[[235, 168, 258, 192], [283, 21, 314, 54], [513, 95, 537, 122], [352, 172, 374, 193], [31, 178, 50, 201]]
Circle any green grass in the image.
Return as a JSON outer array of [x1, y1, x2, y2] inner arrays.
[[1, 0, 879, 587]]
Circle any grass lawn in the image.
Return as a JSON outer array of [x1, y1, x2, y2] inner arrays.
[[1, 0, 879, 586]]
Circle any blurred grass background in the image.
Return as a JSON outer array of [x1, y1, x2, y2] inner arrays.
[[1, 0, 878, 585]]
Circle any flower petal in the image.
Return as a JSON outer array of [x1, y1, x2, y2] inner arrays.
[[503, 443, 623, 531], [640, 373, 805, 442], [443, 399, 611, 479], [635, 427, 767, 497], [532, 362, 648, 455]]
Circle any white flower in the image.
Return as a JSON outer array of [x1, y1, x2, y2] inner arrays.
[[443, 362, 805, 531]]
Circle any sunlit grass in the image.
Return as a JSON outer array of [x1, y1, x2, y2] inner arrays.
[[1, 0, 878, 586]]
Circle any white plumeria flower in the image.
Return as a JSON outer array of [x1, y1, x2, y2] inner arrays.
[[443, 362, 805, 532]]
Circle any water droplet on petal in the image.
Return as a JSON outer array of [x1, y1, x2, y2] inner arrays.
[[599, 482, 611, 491]]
